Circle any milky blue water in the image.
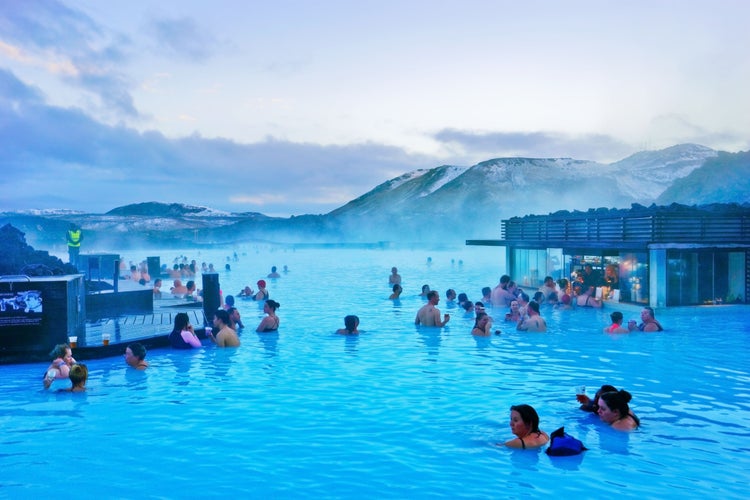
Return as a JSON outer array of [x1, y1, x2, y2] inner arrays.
[[1, 247, 749, 498]]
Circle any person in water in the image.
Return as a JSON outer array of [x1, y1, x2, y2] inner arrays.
[[471, 312, 493, 337], [125, 343, 149, 370], [336, 315, 360, 335], [415, 290, 450, 327], [516, 301, 547, 332], [254, 280, 269, 301], [603, 311, 629, 333], [267, 266, 281, 278], [504, 300, 522, 322], [502, 404, 549, 449], [208, 309, 241, 347], [389, 284, 403, 300], [256, 300, 280, 332], [168, 312, 202, 349], [59, 363, 88, 392], [630, 306, 664, 332], [577, 384, 618, 412], [43, 343, 76, 389], [597, 389, 640, 431], [388, 267, 402, 285]]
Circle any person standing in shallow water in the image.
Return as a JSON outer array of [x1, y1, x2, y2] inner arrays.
[[415, 290, 450, 327], [209, 309, 241, 347], [256, 300, 280, 333], [517, 301, 547, 332], [389, 267, 402, 285]]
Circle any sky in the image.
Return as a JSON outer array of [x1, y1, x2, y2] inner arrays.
[[1, 0, 748, 216]]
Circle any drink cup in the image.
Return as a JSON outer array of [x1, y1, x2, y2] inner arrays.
[[205, 327, 212, 336], [69, 336, 78, 348], [575, 385, 588, 404], [102, 333, 110, 346]]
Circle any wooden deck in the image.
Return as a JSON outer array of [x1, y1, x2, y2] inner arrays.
[[74, 299, 209, 359]]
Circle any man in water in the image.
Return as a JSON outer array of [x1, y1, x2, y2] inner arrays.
[[208, 309, 240, 347], [66, 223, 83, 268], [389, 267, 402, 285], [517, 301, 547, 332], [415, 290, 450, 327]]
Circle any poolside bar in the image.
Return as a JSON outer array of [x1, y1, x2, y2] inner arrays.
[[467, 203, 750, 307]]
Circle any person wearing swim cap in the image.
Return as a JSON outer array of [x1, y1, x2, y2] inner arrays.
[[254, 280, 269, 301]]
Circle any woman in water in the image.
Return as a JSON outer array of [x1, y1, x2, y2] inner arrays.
[[471, 312, 493, 337], [504, 300, 522, 322], [336, 315, 360, 335], [168, 312, 202, 349], [503, 404, 549, 449], [389, 284, 403, 300], [597, 389, 640, 431], [256, 300, 280, 332]]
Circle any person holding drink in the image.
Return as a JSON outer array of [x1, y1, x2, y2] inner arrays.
[[415, 290, 450, 327], [576, 384, 617, 413]]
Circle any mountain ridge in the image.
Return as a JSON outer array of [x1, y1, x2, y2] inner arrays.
[[2, 143, 747, 249]]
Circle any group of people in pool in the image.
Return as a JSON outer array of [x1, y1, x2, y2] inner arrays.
[[42, 341, 149, 392], [397, 267, 664, 336], [169, 298, 281, 349], [503, 386, 640, 449]]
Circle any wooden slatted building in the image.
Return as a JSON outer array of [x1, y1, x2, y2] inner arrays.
[[467, 203, 750, 307]]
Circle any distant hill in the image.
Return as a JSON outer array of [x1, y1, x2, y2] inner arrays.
[[2, 143, 744, 249], [328, 143, 718, 242], [657, 150, 750, 205]]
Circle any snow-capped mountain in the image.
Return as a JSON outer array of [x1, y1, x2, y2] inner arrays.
[[328, 143, 724, 241], [1, 143, 747, 248], [608, 143, 718, 201]]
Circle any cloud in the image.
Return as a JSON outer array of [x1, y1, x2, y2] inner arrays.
[[0, 69, 436, 216], [646, 114, 750, 153], [0, 0, 137, 117], [433, 129, 635, 163], [145, 16, 218, 63]]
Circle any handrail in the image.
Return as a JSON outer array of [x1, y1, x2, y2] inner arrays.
[[0, 275, 32, 282]]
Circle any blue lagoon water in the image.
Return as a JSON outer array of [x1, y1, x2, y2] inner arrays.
[[1, 247, 749, 498]]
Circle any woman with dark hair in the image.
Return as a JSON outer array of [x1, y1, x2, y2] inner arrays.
[[256, 300, 280, 332], [597, 390, 640, 430], [503, 404, 549, 449], [336, 315, 360, 335], [505, 300, 522, 322], [577, 384, 618, 412], [169, 312, 202, 349], [471, 312, 492, 337], [389, 284, 403, 300]]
